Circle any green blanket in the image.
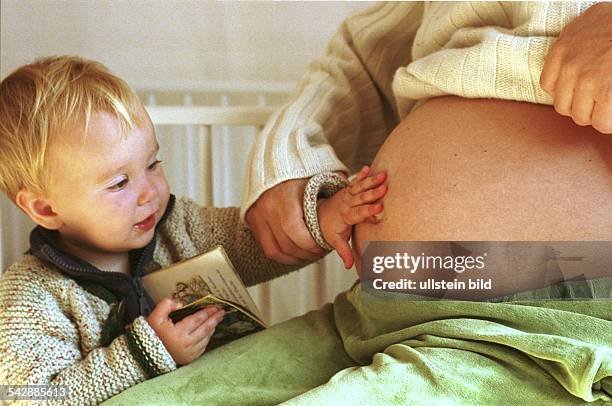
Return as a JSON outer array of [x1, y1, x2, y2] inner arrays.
[[104, 279, 612, 405]]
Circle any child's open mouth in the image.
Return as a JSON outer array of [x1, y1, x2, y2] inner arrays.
[[134, 213, 156, 232]]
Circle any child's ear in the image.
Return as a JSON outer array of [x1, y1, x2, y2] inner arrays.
[[15, 189, 63, 230]]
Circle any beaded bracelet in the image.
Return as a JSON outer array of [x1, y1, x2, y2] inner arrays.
[[303, 172, 349, 251]]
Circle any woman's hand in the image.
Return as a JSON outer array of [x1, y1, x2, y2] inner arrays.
[[540, 2, 612, 134], [318, 166, 387, 269], [246, 179, 325, 264], [147, 299, 224, 365]]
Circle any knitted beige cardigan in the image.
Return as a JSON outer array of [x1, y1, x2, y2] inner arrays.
[[241, 1, 596, 219], [0, 198, 297, 405]]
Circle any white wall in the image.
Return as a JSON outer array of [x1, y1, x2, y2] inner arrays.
[[0, 0, 370, 263], [1, 1, 368, 85], [0, 1, 370, 322]]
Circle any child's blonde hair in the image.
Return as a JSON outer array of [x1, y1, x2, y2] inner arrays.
[[0, 55, 142, 201]]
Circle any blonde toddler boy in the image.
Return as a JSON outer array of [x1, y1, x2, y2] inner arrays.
[[0, 56, 386, 404]]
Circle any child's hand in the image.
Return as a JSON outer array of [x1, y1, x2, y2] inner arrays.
[[318, 166, 387, 269], [146, 299, 224, 365]]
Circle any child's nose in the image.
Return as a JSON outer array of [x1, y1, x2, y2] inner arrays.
[[138, 179, 157, 205]]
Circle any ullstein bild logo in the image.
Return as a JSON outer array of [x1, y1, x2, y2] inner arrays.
[[360, 241, 611, 301]]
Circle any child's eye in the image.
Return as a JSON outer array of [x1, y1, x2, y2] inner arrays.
[[108, 177, 129, 191], [148, 160, 162, 170]]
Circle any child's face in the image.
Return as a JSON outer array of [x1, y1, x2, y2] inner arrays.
[[45, 107, 170, 257]]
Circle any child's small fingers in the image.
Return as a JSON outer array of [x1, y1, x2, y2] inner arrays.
[[367, 212, 384, 223], [334, 241, 354, 269], [348, 172, 386, 195], [343, 204, 383, 225], [347, 168, 369, 192], [189, 309, 225, 340], [156, 298, 181, 315], [193, 336, 212, 358], [178, 306, 220, 334], [349, 185, 387, 207], [355, 165, 370, 182], [148, 299, 182, 327]]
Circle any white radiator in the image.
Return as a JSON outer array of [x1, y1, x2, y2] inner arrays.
[[0, 82, 357, 325]]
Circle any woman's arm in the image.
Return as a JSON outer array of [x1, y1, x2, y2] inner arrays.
[[242, 2, 424, 264]]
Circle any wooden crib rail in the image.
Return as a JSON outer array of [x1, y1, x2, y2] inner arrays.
[[146, 106, 276, 126]]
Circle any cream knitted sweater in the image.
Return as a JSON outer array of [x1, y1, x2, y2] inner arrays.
[[241, 1, 596, 218], [0, 198, 298, 405]]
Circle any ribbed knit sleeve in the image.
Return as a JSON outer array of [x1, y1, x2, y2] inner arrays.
[[155, 198, 303, 287], [240, 2, 424, 220], [0, 261, 175, 405], [241, 1, 597, 220], [392, 1, 596, 116]]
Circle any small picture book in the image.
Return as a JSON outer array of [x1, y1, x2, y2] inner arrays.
[[141, 246, 266, 348]]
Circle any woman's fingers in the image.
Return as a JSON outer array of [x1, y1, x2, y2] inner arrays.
[[571, 83, 595, 126], [539, 3, 612, 133], [592, 96, 612, 134], [257, 220, 307, 264], [569, 77, 611, 133], [539, 49, 562, 96], [552, 68, 576, 117], [246, 178, 324, 264], [271, 219, 323, 262]]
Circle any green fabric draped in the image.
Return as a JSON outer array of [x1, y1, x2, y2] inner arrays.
[[104, 278, 611, 405]]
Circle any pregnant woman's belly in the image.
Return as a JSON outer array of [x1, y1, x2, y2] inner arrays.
[[353, 96, 611, 298]]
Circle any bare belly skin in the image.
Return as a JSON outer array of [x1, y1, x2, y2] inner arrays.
[[353, 96, 611, 298]]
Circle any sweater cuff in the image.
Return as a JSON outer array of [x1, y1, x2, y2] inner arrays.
[[303, 173, 350, 251], [125, 316, 177, 378]]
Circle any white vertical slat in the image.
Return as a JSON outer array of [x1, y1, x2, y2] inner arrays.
[[198, 125, 213, 207], [210, 96, 223, 206], [182, 94, 201, 202], [218, 93, 233, 207]]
